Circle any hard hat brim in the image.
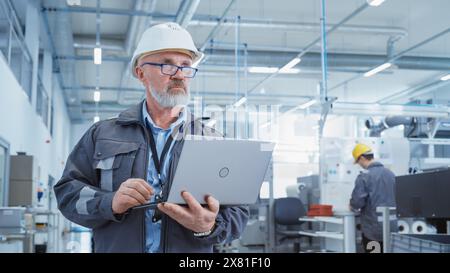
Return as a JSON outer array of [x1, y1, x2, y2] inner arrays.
[[354, 152, 373, 164]]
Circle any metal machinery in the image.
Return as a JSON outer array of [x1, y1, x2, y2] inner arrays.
[[0, 155, 60, 253], [233, 113, 450, 253], [315, 113, 450, 252], [0, 207, 34, 252]]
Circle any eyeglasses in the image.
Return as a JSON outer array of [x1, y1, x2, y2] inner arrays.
[[140, 62, 198, 78]]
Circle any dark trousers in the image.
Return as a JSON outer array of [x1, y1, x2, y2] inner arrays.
[[362, 233, 383, 253]]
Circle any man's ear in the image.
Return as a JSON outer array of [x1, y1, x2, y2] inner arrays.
[[135, 66, 145, 82]]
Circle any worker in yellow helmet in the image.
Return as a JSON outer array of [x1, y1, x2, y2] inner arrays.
[[350, 143, 397, 253]]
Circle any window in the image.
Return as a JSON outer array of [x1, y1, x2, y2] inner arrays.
[[36, 78, 50, 127], [49, 102, 54, 136]]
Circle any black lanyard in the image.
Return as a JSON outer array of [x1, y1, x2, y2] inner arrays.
[[144, 121, 180, 221], [146, 120, 175, 183], [130, 119, 197, 214]]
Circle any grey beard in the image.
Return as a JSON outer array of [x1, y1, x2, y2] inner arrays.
[[149, 85, 190, 108]]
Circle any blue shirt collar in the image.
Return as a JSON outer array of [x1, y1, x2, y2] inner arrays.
[[142, 101, 187, 131]]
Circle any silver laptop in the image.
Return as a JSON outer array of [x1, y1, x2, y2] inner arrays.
[[166, 137, 274, 205]]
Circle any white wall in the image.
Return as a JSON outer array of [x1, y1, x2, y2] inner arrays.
[[0, 54, 71, 202]]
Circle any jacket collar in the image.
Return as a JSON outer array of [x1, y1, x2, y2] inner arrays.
[[116, 100, 145, 125], [367, 161, 383, 169], [117, 99, 199, 127]]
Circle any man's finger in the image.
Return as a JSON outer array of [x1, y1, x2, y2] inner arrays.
[[205, 195, 220, 214], [158, 202, 190, 219], [181, 191, 203, 213], [129, 179, 154, 195], [123, 193, 143, 206], [128, 180, 152, 199], [135, 179, 154, 194], [122, 188, 146, 204]]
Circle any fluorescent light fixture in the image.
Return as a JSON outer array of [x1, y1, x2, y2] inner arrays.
[[248, 67, 279, 73], [94, 91, 101, 102], [206, 119, 216, 127], [94, 47, 102, 65], [280, 68, 300, 74], [248, 66, 300, 74], [279, 57, 301, 72], [67, 0, 81, 6], [93, 116, 100, 123], [233, 96, 247, 108], [298, 99, 317, 109], [441, 74, 450, 81], [259, 122, 270, 129], [363, 62, 392, 77], [367, 0, 386, 7]]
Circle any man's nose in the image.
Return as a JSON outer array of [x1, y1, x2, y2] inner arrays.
[[171, 68, 185, 80]]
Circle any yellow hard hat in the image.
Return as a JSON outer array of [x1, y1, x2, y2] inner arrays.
[[352, 143, 373, 163]]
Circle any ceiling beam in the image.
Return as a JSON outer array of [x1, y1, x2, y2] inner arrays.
[[175, 0, 201, 27], [57, 50, 450, 71], [42, 6, 175, 19]]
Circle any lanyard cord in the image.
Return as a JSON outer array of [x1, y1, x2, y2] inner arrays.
[[146, 120, 174, 181]]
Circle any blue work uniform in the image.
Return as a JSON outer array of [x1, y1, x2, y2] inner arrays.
[[350, 161, 397, 242]]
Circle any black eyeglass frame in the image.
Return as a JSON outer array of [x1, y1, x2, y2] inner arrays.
[[140, 62, 198, 78]]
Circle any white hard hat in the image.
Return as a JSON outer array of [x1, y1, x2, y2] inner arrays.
[[131, 22, 203, 78]]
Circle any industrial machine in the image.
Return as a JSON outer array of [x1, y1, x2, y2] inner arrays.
[[8, 154, 40, 207], [320, 137, 410, 211]]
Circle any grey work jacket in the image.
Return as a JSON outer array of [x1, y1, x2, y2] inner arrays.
[[350, 162, 397, 241], [54, 100, 249, 252]]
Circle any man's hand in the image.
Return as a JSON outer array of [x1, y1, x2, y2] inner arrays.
[[112, 178, 154, 214], [157, 191, 219, 233]]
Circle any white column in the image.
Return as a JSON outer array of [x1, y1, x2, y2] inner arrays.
[[335, 211, 356, 253]]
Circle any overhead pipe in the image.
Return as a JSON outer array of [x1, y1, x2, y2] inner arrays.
[[118, 0, 157, 104], [41, 6, 174, 19], [175, 0, 201, 27], [188, 18, 408, 38], [365, 116, 416, 137], [199, 0, 236, 52], [329, 26, 450, 92], [198, 50, 450, 71], [244, 2, 371, 96], [56, 50, 450, 72], [123, 0, 144, 56], [41, 2, 76, 109], [42, 5, 409, 39]]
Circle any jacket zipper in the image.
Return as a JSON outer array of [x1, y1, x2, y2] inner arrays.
[[162, 119, 197, 252], [139, 122, 150, 253], [143, 118, 198, 253]]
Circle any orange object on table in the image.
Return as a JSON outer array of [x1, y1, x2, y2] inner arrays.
[[307, 204, 333, 217]]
